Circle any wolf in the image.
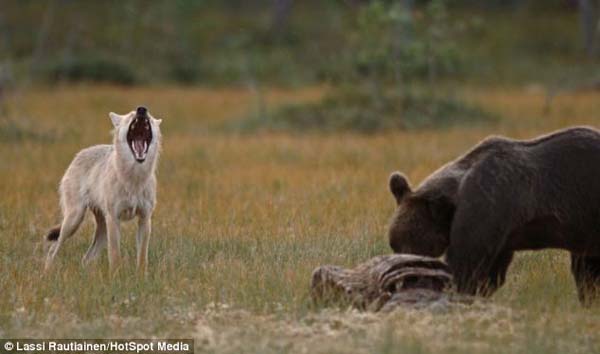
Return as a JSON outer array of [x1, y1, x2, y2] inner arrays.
[[44, 106, 162, 273]]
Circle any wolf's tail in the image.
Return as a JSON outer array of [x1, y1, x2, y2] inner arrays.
[[45, 224, 61, 241]]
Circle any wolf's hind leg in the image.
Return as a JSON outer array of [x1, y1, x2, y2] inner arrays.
[[82, 210, 107, 266], [44, 206, 86, 271]]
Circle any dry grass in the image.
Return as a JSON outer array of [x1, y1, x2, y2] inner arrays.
[[1, 84, 599, 353]]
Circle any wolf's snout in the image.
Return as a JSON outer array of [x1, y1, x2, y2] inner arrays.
[[136, 106, 148, 116]]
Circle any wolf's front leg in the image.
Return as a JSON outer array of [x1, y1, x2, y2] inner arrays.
[[106, 213, 122, 273], [136, 214, 152, 275]]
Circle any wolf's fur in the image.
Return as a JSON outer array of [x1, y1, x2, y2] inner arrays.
[[44, 108, 162, 273]]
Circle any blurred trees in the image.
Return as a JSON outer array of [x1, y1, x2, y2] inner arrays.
[[2, 0, 598, 132], [238, 0, 494, 133], [270, 0, 293, 35], [578, 0, 600, 56], [0, 0, 596, 86]]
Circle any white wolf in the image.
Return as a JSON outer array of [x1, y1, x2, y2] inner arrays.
[[44, 106, 162, 273]]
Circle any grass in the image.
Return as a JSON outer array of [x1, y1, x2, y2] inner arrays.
[[1, 84, 600, 353], [235, 87, 495, 133]]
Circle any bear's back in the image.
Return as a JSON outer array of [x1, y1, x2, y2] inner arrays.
[[416, 126, 600, 203]]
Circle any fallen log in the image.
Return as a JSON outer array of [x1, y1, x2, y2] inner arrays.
[[311, 254, 455, 311]]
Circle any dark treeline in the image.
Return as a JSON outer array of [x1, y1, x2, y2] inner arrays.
[[0, 0, 597, 86]]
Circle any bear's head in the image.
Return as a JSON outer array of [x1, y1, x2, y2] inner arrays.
[[387, 172, 454, 257]]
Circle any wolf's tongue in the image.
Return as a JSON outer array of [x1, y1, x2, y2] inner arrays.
[[133, 140, 146, 159]]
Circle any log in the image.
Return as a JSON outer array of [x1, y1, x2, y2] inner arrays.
[[311, 254, 455, 311]]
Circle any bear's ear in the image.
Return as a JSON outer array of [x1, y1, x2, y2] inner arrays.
[[389, 172, 411, 204]]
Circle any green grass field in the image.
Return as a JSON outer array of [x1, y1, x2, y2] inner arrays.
[[1, 85, 600, 353]]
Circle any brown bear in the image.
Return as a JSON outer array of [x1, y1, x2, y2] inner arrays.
[[387, 126, 600, 303]]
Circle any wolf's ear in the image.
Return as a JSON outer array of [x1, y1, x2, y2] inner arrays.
[[389, 172, 411, 205], [109, 112, 122, 128], [153, 118, 162, 126]]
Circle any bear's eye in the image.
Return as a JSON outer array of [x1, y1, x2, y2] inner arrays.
[[427, 197, 455, 227]]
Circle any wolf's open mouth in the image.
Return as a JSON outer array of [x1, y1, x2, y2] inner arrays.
[[127, 116, 153, 163]]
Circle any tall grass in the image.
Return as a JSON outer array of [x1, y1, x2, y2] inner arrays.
[[0, 85, 599, 352]]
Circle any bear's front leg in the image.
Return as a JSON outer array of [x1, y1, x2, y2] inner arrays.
[[480, 250, 514, 296], [447, 245, 505, 296], [446, 218, 512, 296], [571, 253, 600, 305], [446, 164, 519, 296]]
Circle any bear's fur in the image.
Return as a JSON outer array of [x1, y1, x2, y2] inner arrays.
[[387, 126, 600, 303]]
